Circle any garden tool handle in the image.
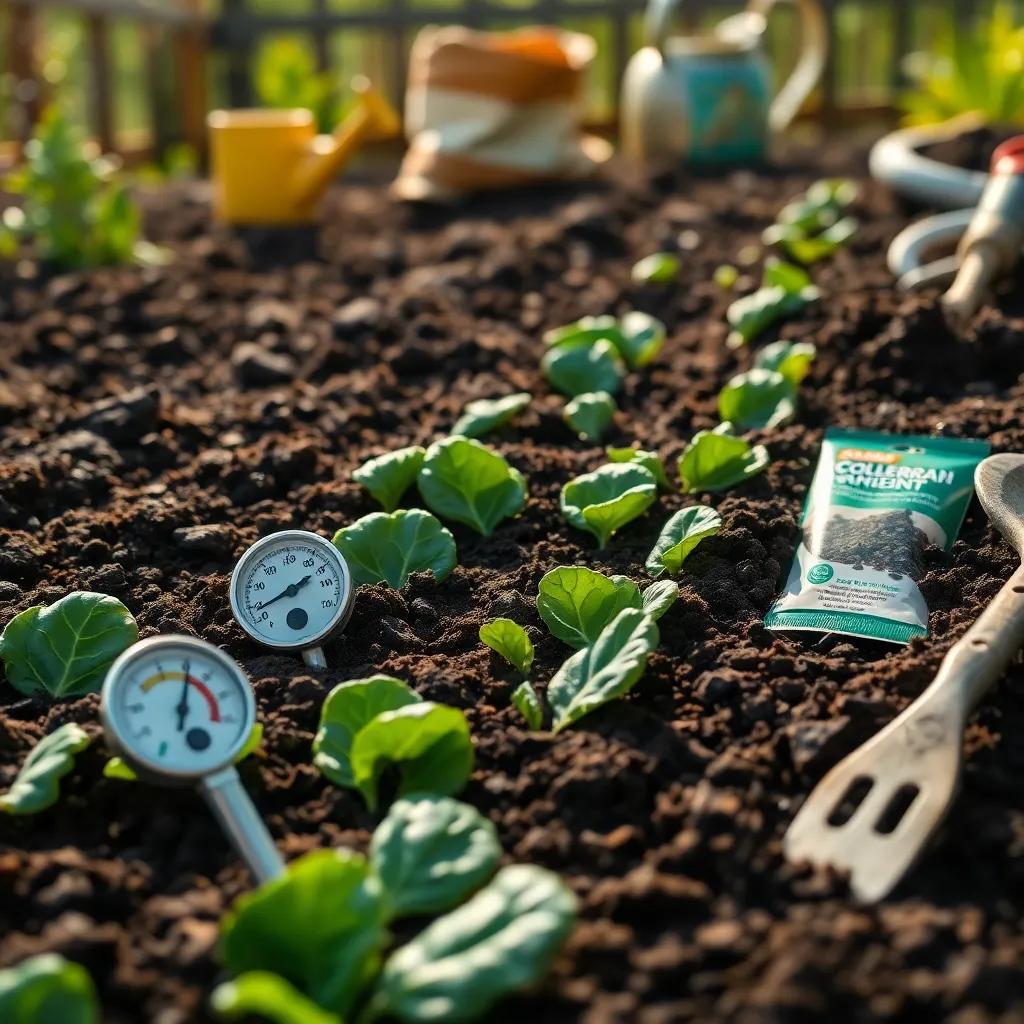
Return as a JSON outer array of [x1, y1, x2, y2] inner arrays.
[[922, 563, 1024, 718]]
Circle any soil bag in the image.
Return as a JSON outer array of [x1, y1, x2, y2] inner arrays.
[[393, 26, 611, 201], [765, 428, 990, 644]]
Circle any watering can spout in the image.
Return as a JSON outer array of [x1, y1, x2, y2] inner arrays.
[[290, 76, 401, 208]]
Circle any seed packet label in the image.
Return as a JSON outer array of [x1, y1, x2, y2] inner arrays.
[[765, 429, 990, 645]]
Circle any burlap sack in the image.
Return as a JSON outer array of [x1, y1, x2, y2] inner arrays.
[[393, 26, 612, 201]]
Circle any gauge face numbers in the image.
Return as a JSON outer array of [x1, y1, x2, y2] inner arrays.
[[232, 533, 350, 650], [108, 642, 251, 777]]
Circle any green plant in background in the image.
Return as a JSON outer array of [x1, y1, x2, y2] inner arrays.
[[902, 4, 1024, 125], [255, 36, 344, 133], [0, 109, 166, 269], [0, 954, 99, 1023]]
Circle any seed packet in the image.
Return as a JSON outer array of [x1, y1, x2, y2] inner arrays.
[[765, 428, 990, 644]]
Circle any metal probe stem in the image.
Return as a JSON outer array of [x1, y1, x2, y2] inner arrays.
[[302, 646, 327, 669]]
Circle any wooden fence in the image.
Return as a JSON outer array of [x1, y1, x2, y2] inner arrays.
[[1, 0, 1023, 163]]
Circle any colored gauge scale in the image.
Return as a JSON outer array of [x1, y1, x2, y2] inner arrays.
[[229, 530, 354, 669], [100, 635, 284, 884]]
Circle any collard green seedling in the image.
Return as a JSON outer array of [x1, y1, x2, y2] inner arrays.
[[641, 579, 680, 620], [221, 849, 385, 1017], [350, 703, 474, 811], [718, 368, 796, 430], [617, 312, 666, 369], [726, 259, 820, 348], [370, 795, 500, 919], [542, 339, 624, 397], [547, 609, 658, 732], [479, 619, 534, 676], [212, 971, 339, 1024], [606, 447, 671, 490], [646, 507, 722, 577], [543, 315, 619, 349], [564, 391, 615, 441], [512, 681, 544, 729], [452, 393, 531, 439], [764, 216, 858, 265], [353, 446, 426, 512], [418, 437, 527, 536], [560, 463, 657, 548], [678, 424, 769, 493], [0, 953, 99, 1024], [314, 675, 423, 790], [755, 339, 816, 387], [631, 252, 680, 284], [332, 509, 456, 589], [0, 723, 90, 815], [776, 178, 857, 232], [106, 723, 263, 782], [0, 591, 138, 699], [537, 566, 642, 649], [367, 865, 576, 1024]]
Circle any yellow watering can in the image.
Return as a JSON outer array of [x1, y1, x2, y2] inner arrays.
[[208, 76, 401, 225]]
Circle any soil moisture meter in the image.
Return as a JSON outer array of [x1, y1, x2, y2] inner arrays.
[[100, 635, 284, 884], [229, 530, 355, 669]]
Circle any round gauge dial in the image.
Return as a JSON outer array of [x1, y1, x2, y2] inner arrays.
[[101, 636, 254, 779], [230, 531, 354, 651]]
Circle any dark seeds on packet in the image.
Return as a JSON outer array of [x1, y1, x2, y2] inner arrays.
[[805, 510, 928, 580]]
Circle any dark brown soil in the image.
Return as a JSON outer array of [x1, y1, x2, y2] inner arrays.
[[4, 136, 1024, 1024]]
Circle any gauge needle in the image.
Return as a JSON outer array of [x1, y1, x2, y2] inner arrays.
[[176, 659, 191, 733], [256, 575, 311, 611]]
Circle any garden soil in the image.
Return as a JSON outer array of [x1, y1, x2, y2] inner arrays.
[[4, 134, 1024, 1023]]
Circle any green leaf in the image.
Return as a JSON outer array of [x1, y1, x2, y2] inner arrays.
[[560, 463, 657, 548], [631, 252, 681, 284], [726, 260, 820, 348], [332, 509, 457, 589], [369, 865, 576, 1023], [0, 724, 90, 815], [537, 566, 643, 649], [717, 368, 796, 430], [641, 580, 679, 620], [0, 592, 139, 699], [616, 312, 666, 369], [646, 506, 723, 576], [353, 446, 426, 512], [548, 608, 659, 732], [563, 391, 615, 442], [370, 795, 500, 919], [763, 257, 814, 293], [418, 437, 527, 536], [350, 703, 474, 811], [511, 681, 544, 729], [754, 339, 816, 387], [606, 447, 671, 490], [479, 619, 534, 675], [221, 849, 385, 1017], [678, 424, 770, 494], [211, 972, 340, 1024], [765, 217, 858, 264], [0, 954, 99, 1024], [543, 315, 620, 349], [542, 339, 624, 397], [106, 722, 263, 782], [452, 393, 531, 439], [314, 675, 422, 790]]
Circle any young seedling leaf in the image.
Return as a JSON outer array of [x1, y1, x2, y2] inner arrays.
[[765, 217, 858, 264], [452, 393, 532, 439], [369, 865, 576, 1024], [370, 795, 501, 919], [606, 447, 671, 490], [717, 368, 796, 430], [0, 723, 90, 815], [0, 953, 99, 1024], [350, 702, 474, 811], [564, 391, 616, 442], [560, 463, 658, 548], [314, 676, 422, 790], [548, 608, 659, 732], [763, 257, 814, 293], [726, 259, 820, 348], [479, 619, 534, 676], [0, 592, 139, 699], [332, 509, 457, 589], [616, 312, 666, 369], [537, 566, 642, 649], [543, 315, 620, 349], [678, 424, 770, 494], [631, 252, 681, 284], [755, 339, 816, 387], [106, 723, 263, 782], [646, 506, 723, 577], [542, 339, 624, 397], [418, 437, 528, 536], [221, 849, 385, 1017], [511, 681, 544, 729], [641, 580, 680, 620], [211, 972, 340, 1024], [353, 446, 426, 512]]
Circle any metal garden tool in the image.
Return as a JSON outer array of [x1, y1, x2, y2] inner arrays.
[[784, 453, 1024, 903]]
